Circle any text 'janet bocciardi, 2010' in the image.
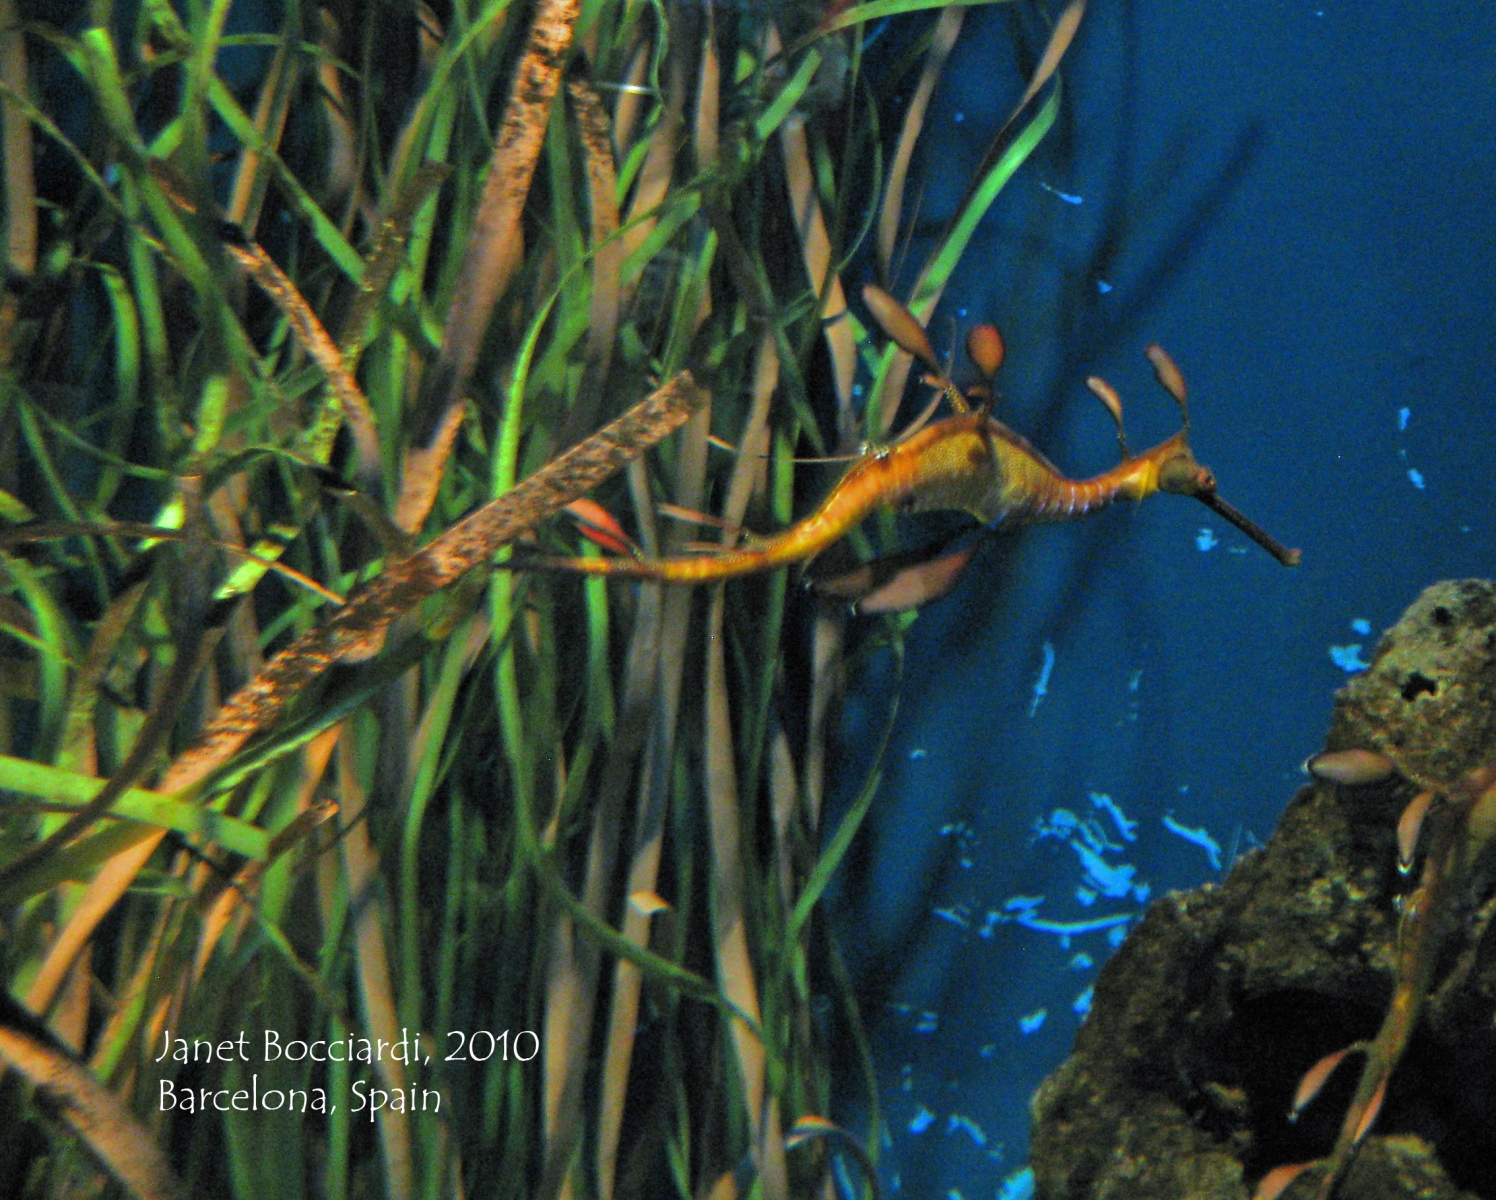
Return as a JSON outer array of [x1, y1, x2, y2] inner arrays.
[[153, 1026, 539, 1118]]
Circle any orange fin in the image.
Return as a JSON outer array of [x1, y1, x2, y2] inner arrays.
[[854, 547, 975, 614], [1145, 342, 1189, 419], [1084, 375, 1131, 459], [1350, 1075, 1388, 1145], [628, 889, 671, 916], [655, 502, 755, 540], [813, 540, 975, 614], [863, 284, 941, 373], [966, 323, 1005, 380], [1396, 790, 1434, 873], [1253, 1162, 1316, 1200], [563, 499, 638, 557], [1290, 1045, 1362, 1119], [785, 1114, 839, 1148]]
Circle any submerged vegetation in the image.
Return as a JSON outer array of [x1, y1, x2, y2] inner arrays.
[[0, 1, 1079, 1197]]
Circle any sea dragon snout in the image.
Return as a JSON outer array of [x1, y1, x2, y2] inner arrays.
[[1152, 435, 1301, 567]]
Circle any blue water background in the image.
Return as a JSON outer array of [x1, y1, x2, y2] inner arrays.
[[830, 4, 1496, 1196]]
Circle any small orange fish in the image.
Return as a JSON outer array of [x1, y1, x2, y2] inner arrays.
[[1303, 748, 1398, 786]]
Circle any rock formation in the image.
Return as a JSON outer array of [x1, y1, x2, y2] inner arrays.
[[1029, 580, 1496, 1200]]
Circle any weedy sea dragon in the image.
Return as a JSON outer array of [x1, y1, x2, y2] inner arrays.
[[523, 286, 1300, 598], [1256, 749, 1496, 1200]]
